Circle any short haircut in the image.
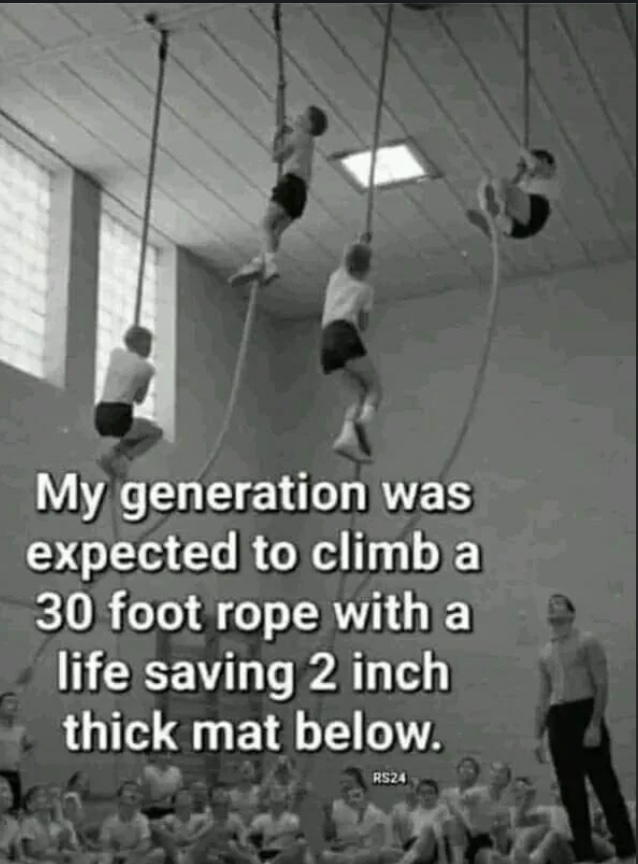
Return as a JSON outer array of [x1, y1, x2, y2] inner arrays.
[[343, 766, 367, 791], [308, 105, 328, 137], [418, 778, 440, 794], [531, 148, 556, 167], [492, 762, 512, 783], [124, 325, 153, 349], [344, 242, 372, 277], [549, 593, 575, 613], [457, 756, 480, 776], [117, 780, 141, 798]]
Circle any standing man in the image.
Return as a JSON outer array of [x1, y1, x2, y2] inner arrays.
[[534, 594, 635, 863]]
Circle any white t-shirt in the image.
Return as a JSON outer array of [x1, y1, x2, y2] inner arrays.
[[99, 812, 151, 851], [457, 786, 508, 835], [230, 785, 261, 826], [410, 805, 448, 838], [140, 764, 183, 806], [0, 815, 20, 859], [101, 347, 155, 405], [162, 812, 210, 845], [0, 724, 28, 771], [284, 128, 315, 185], [249, 811, 300, 851], [537, 805, 572, 839], [322, 268, 374, 329]]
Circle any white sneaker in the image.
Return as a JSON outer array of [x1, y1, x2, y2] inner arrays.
[[229, 256, 263, 287], [262, 256, 279, 284], [333, 424, 373, 464]]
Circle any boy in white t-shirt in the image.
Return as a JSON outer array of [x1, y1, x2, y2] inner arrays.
[[320, 241, 381, 465], [230, 106, 328, 288], [95, 325, 163, 481], [467, 149, 559, 241], [248, 784, 304, 864]]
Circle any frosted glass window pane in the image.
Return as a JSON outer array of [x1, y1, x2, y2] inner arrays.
[[0, 136, 51, 379]]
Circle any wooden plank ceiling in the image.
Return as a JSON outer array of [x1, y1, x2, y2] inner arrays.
[[0, 2, 635, 318]]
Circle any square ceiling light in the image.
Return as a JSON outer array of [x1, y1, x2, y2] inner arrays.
[[335, 141, 439, 190]]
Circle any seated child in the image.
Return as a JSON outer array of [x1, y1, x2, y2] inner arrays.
[[320, 241, 381, 465], [467, 149, 558, 241], [189, 784, 253, 864], [398, 780, 451, 864], [230, 106, 328, 288], [248, 784, 304, 864], [95, 325, 163, 482], [98, 781, 164, 864], [139, 755, 183, 823], [0, 776, 20, 864], [155, 790, 211, 864], [19, 785, 80, 864]]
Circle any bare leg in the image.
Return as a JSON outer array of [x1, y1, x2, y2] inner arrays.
[[447, 816, 468, 864], [114, 418, 163, 461], [400, 827, 437, 864], [262, 201, 292, 255], [333, 368, 371, 464], [345, 356, 382, 423]]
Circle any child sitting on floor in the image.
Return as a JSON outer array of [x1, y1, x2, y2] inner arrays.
[[19, 785, 80, 863], [467, 149, 558, 241], [95, 325, 163, 482], [98, 781, 164, 864], [0, 777, 20, 864], [320, 241, 381, 465], [230, 106, 328, 288]]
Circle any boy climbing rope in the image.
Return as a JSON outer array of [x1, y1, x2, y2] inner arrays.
[[230, 106, 329, 288], [467, 148, 559, 240], [95, 325, 163, 481], [321, 240, 382, 465]]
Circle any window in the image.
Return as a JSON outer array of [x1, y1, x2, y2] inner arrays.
[[334, 141, 439, 190], [96, 212, 159, 421], [0, 136, 52, 379]]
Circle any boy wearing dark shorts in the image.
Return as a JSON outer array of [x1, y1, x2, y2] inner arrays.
[[321, 242, 381, 465], [230, 106, 328, 288]]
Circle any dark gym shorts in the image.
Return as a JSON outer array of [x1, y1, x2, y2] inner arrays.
[[142, 805, 174, 821], [271, 172, 308, 221], [320, 319, 367, 375], [94, 402, 133, 438], [465, 832, 493, 864], [510, 194, 550, 239]]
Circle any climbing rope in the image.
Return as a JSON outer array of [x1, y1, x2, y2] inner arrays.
[[297, 2, 395, 788], [296, 217, 503, 683], [522, 3, 531, 150], [135, 28, 170, 327], [14, 4, 289, 688]]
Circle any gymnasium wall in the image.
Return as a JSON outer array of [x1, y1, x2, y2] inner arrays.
[[264, 257, 637, 802], [0, 167, 278, 791]]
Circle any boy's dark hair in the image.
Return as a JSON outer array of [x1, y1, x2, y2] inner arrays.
[[417, 778, 439, 794], [549, 593, 575, 613], [343, 766, 367, 791], [532, 148, 556, 167], [456, 755, 480, 776], [308, 105, 328, 137], [117, 780, 141, 798]]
